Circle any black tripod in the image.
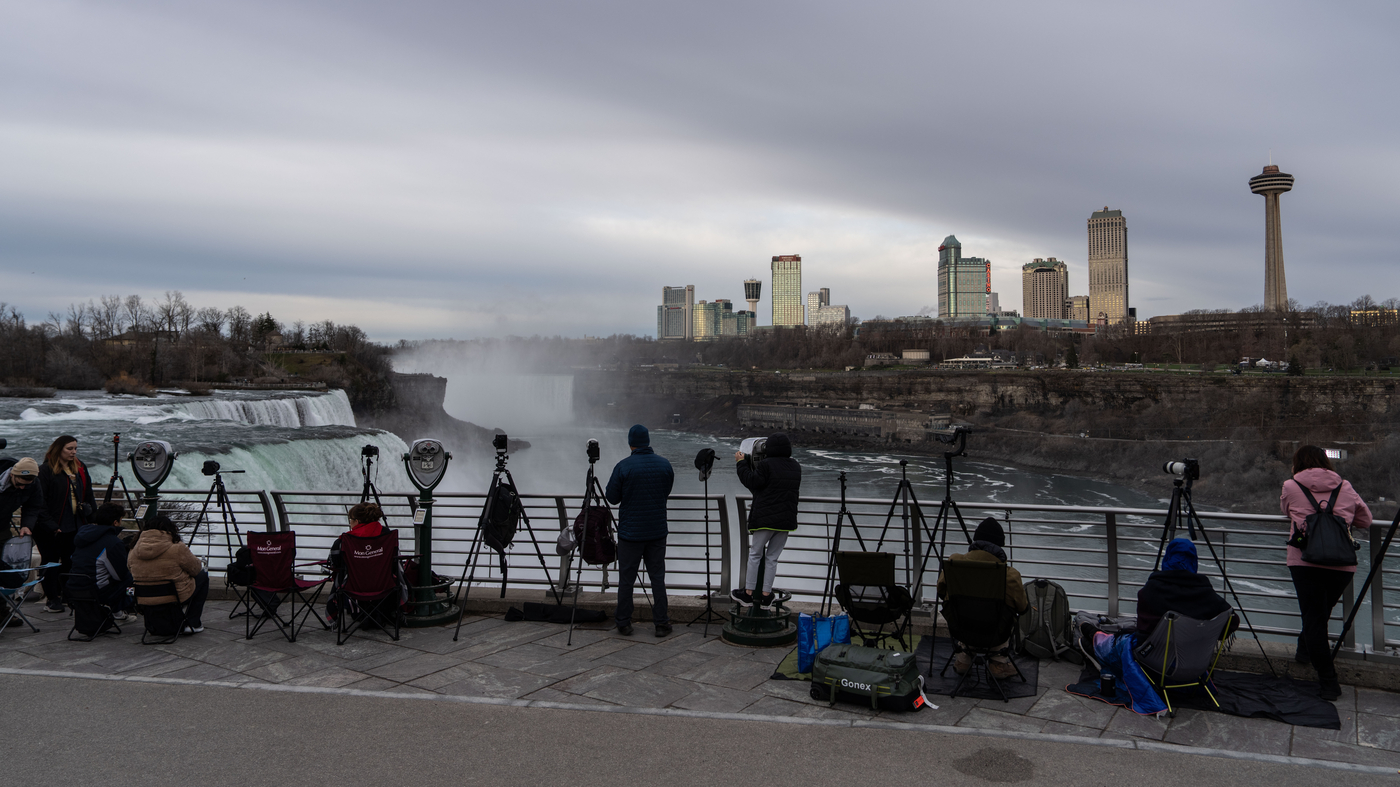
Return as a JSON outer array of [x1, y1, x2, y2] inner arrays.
[[100, 432, 139, 514], [686, 449, 724, 637], [1333, 508, 1400, 660], [567, 446, 615, 645], [820, 472, 868, 616], [191, 467, 246, 565], [359, 447, 387, 517], [453, 446, 561, 641], [1152, 464, 1276, 675]]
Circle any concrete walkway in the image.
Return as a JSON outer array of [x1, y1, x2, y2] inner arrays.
[[3, 599, 1398, 775]]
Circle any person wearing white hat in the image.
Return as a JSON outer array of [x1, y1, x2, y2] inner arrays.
[[1, 457, 46, 545]]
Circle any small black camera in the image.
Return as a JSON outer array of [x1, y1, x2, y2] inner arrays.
[[202, 460, 221, 476], [1163, 458, 1200, 480], [493, 433, 509, 452], [361, 444, 379, 458], [586, 438, 600, 462]]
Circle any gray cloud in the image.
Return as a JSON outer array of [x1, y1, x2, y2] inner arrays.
[[2, 1, 1396, 340]]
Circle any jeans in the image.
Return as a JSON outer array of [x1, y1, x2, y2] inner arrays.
[[745, 531, 789, 593], [34, 530, 75, 606], [1290, 565, 1352, 682], [183, 571, 210, 628], [616, 538, 668, 627]]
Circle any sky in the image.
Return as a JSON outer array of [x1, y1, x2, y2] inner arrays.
[[2, 1, 1398, 341]]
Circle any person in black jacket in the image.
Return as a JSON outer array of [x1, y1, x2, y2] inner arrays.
[[1, 457, 45, 545], [732, 433, 800, 609], [35, 435, 97, 613], [604, 425, 675, 637], [1135, 537, 1231, 636], [66, 503, 134, 618]]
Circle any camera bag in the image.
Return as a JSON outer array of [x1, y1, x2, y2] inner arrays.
[[226, 546, 255, 587], [809, 643, 926, 712]]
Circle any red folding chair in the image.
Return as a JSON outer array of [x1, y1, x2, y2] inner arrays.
[[245, 532, 330, 643], [331, 530, 403, 645]]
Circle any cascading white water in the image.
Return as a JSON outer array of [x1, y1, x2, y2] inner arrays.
[[171, 389, 356, 427]]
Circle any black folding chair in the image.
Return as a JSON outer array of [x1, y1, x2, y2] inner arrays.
[[1133, 609, 1236, 716], [245, 532, 330, 643], [834, 551, 914, 649], [64, 576, 123, 642], [938, 558, 1025, 701], [329, 530, 404, 645], [134, 580, 188, 645]]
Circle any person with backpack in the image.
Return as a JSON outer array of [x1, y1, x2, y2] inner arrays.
[[1281, 445, 1372, 701], [35, 435, 97, 613], [731, 433, 800, 609], [66, 503, 135, 619], [937, 517, 1028, 678], [604, 424, 675, 637]]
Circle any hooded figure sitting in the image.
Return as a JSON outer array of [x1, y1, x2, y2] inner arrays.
[[1135, 538, 1232, 637], [937, 517, 1029, 678]]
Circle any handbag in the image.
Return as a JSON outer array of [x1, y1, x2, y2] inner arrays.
[[796, 612, 851, 674], [1288, 482, 1360, 567]]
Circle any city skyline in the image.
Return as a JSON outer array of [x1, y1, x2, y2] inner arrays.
[[3, 3, 1396, 341]]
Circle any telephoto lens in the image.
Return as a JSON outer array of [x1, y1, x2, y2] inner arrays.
[[1163, 461, 1187, 476]]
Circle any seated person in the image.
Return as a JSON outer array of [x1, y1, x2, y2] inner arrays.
[[1135, 537, 1232, 638], [325, 503, 402, 623], [66, 503, 135, 619], [129, 515, 209, 635], [936, 517, 1029, 678]]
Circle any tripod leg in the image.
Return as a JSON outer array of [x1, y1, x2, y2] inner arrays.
[[1333, 509, 1400, 661], [1185, 494, 1277, 676], [1154, 487, 1181, 572], [502, 470, 561, 604], [453, 485, 495, 641]]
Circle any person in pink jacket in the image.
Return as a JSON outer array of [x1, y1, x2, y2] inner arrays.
[[1280, 445, 1373, 701]]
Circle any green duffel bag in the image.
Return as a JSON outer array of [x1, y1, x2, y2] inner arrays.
[[809, 643, 926, 712]]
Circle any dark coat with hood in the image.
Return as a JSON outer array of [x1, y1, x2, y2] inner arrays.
[[37, 459, 96, 535], [0, 468, 46, 545], [736, 433, 801, 532], [1136, 538, 1231, 636], [605, 425, 675, 542], [67, 523, 132, 593]]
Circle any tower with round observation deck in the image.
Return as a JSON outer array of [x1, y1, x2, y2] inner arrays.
[[1250, 164, 1294, 311]]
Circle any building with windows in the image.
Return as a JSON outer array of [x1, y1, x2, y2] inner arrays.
[[1068, 295, 1090, 322], [1022, 258, 1069, 319], [1088, 208, 1129, 325], [657, 285, 694, 340], [806, 287, 850, 327], [772, 255, 804, 326], [937, 235, 990, 318]]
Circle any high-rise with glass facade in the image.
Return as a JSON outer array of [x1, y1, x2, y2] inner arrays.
[[1021, 258, 1069, 319], [1088, 208, 1129, 324], [771, 255, 803, 327], [936, 235, 990, 318]]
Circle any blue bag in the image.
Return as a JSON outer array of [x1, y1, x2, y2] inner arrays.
[[797, 613, 852, 674]]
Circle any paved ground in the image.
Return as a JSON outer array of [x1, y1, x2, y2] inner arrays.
[[4, 599, 1400, 776]]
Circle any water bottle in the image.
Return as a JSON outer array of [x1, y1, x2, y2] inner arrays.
[[1100, 670, 1117, 695]]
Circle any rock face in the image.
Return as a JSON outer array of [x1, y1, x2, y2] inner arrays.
[[359, 373, 528, 455]]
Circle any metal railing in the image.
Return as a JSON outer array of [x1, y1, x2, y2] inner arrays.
[[155, 486, 1397, 661]]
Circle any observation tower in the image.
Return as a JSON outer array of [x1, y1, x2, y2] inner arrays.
[[1249, 164, 1295, 311], [743, 279, 761, 318]]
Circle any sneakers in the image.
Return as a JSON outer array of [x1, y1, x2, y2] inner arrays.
[[730, 589, 753, 607], [1078, 623, 1103, 671], [112, 610, 129, 621], [1319, 679, 1342, 702], [181, 624, 204, 635], [616, 623, 634, 636], [654, 624, 673, 638], [757, 592, 777, 610], [41, 603, 65, 614]]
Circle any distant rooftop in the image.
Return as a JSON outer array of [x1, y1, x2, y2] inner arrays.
[[1091, 207, 1123, 219]]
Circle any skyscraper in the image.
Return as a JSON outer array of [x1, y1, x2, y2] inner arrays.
[[1250, 164, 1294, 311], [1068, 295, 1090, 322], [743, 279, 762, 320], [1087, 208, 1129, 324], [771, 255, 803, 327], [1022, 258, 1069, 319], [657, 285, 691, 340], [936, 235, 990, 318]]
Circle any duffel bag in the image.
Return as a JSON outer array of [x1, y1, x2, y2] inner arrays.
[[809, 643, 926, 712]]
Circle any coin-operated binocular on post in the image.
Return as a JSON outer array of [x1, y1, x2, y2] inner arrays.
[[402, 438, 459, 625], [129, 440, 177, 527]]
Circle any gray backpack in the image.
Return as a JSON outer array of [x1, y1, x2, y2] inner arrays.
[[1018, 579, 1081, 663]]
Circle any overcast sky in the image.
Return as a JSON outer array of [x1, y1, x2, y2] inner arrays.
[[3, 1, 1397, 341]]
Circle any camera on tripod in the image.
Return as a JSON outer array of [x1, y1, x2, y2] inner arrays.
[[493, 433, 509, 453], [586, 438, 600, 463], [202, 460, 221, 476], [361, 444, 380, 458], [1162, 458, 1200, 481]]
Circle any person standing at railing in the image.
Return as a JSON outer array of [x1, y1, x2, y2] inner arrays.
[[732, 433, 800, 610], [1281, 445, 1372, 702], [35, 435, 96, 613], [604, 424, 674, 638]]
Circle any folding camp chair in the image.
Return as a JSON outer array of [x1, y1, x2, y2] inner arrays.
[[833, 551, 914, 650], [64, 574, 123, 642], [1, 561, 60, 636], [134, 580, 188, 645], [245, 532, 330, 643], [938, 558, 1025, 701], [1133, 608, 1235, 715], [330, 530, 404, 645]]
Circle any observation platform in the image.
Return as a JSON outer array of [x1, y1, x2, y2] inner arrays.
[[4, 596, 1400, 776]]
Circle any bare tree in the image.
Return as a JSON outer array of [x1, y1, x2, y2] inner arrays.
[[195, 307, 225, 337], [124, 295, 144, 332]]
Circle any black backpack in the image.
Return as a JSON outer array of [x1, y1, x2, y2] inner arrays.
[[226, 546, 255, 586], [1289, 482, 1360, 567], [481, 484, 523, 597], [572, 506, 617, 566]]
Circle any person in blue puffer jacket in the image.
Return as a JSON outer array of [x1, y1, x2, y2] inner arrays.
[[605, 424, 675, 637]]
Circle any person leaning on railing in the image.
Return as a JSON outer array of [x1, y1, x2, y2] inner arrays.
[[1281, 445, 1372, 702]]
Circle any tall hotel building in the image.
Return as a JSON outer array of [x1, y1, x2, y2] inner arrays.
[[657, 285, 694, 340], [936, 235, 990, 318], [1021, 258, 1069, 319], [771, 255, 804, 327], [1087, 208, 1129, 324]]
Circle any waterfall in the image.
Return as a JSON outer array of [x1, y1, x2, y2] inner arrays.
[[173, 390, 356, 427]]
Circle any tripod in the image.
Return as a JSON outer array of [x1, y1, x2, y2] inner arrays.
[[453, 447, 561, 641], [1333, 508, 1400, 660], [567, 452, 614, 645], [191, 468, 247, 564], [685, 453, 725, 637], [359, 449, 387, 517], [820, 472, 868, 617], [1152, 469, 1276, 675], [100, 433, 139, 515]]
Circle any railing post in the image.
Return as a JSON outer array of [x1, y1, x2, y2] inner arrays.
[[1343, 578, 1356, 651], [1106, 512, 1119, 618], [270, 491, 291, 532], [1373, 523, 1386, 653], [714, 495, 731, 596], [733, 497, 747, 591], [255, 491, 277, 533]]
